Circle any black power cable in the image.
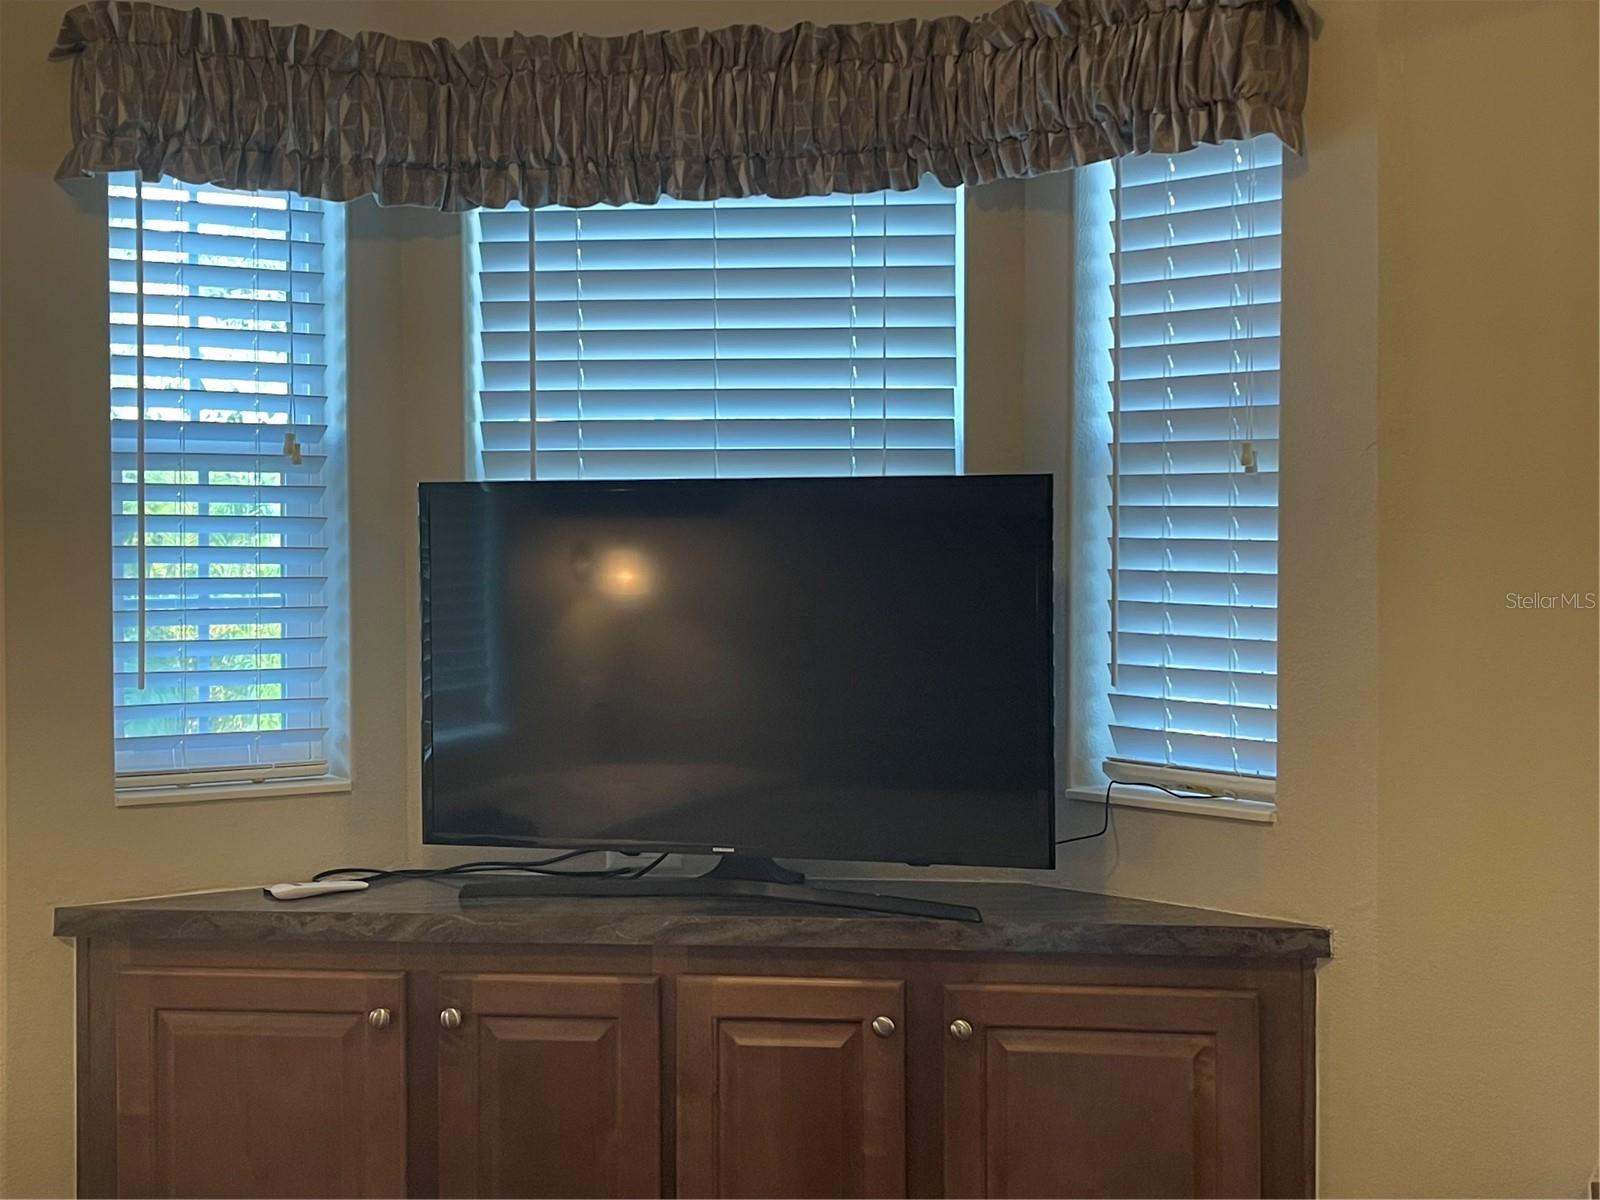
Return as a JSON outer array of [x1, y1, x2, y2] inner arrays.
[[1057, 779, 1115, 846], [311, 849, 641, 887], [630, 853, 670, 879], [1056, 778, 1219, 846]]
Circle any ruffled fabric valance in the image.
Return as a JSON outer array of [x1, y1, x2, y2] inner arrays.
[[50, 0, 1318, 211]]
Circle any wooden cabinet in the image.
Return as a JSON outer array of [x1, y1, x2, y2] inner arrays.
[[113, 967, 407, 1198], [435, 973, 660, 1198], [75, 933, 1317, 1198], [675, 976, 906, 1199], [942, 983, 1262, 1199]]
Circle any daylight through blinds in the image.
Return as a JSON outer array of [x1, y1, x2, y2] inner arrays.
[[109, 175, 340, 784], [466, 180, 961, 481], [1106, 137, 1282, 783]]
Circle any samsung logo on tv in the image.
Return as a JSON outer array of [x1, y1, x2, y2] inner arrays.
[[713, 847, 736, 853]]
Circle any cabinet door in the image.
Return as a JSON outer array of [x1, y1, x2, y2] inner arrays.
[[943, 984, 1261, 1199], [436, 972, 660, 1198], [676, 975, 905, 1199], [115, 967, 406, 1198]]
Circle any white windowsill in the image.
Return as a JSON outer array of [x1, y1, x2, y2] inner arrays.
[[115, 775, 353, 808], [1065, 784, 1278, 824]]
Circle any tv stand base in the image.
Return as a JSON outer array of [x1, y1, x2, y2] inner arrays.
[[458, 857, 981, 922], [701, 853, 806, 886]]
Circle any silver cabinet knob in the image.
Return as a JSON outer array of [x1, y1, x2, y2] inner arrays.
[[949, 1018, 973, 1041], [440, 1007, 462, 1030], [367, 1008, 392, 1030], [871, 1015, 896, 1038]]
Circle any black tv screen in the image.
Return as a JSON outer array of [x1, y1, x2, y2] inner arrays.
[[420, 475, 1055, 869]]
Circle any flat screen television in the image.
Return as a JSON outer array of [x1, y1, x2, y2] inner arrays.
[[420, 475, 1055, 880]]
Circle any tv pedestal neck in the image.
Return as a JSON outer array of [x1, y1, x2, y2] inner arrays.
[[456, 854, 982, 922]]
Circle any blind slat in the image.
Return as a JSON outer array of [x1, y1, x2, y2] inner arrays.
[[527, 447, 957, 481], [114, 665, 327, 690], [477, 388, 955, 422], [490, 418, 956, 453], [480, 327, 958, 361], [113, 638, 325, 671], [1112, 663, 1278, 708]]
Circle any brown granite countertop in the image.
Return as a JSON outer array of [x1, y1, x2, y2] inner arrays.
[[54, 878, 1330, 960]]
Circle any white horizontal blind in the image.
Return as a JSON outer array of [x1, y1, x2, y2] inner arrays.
[[1106, 136, 1281, 784], [109, 175, 342, 785], [466, 180, 961, 480]]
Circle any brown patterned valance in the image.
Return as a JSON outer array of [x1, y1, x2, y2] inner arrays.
[[50, 0, 1319, 211]]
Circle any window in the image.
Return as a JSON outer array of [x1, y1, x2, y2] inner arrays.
[[1073, 137, 1281, 804], [465, 180, 961, 480], [109, 175, 347, 794]]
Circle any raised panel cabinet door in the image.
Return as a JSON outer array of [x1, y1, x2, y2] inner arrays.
[[676, 975, 906, 1200], [114, 967, 407, 1199], [436, 973, 661, 1198], [943, 984, 1261, 1200]]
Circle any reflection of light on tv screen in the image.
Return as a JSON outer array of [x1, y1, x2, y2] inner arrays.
[[594, 547, 655, 601]]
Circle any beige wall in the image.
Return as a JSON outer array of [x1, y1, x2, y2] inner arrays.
[[0, 3, 8, 1184], [1370, 3, 1598, 1186], [0, 1, 1595, 1196]]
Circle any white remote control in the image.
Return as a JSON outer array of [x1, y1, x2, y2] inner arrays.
[[264, 879, 370, 901]]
